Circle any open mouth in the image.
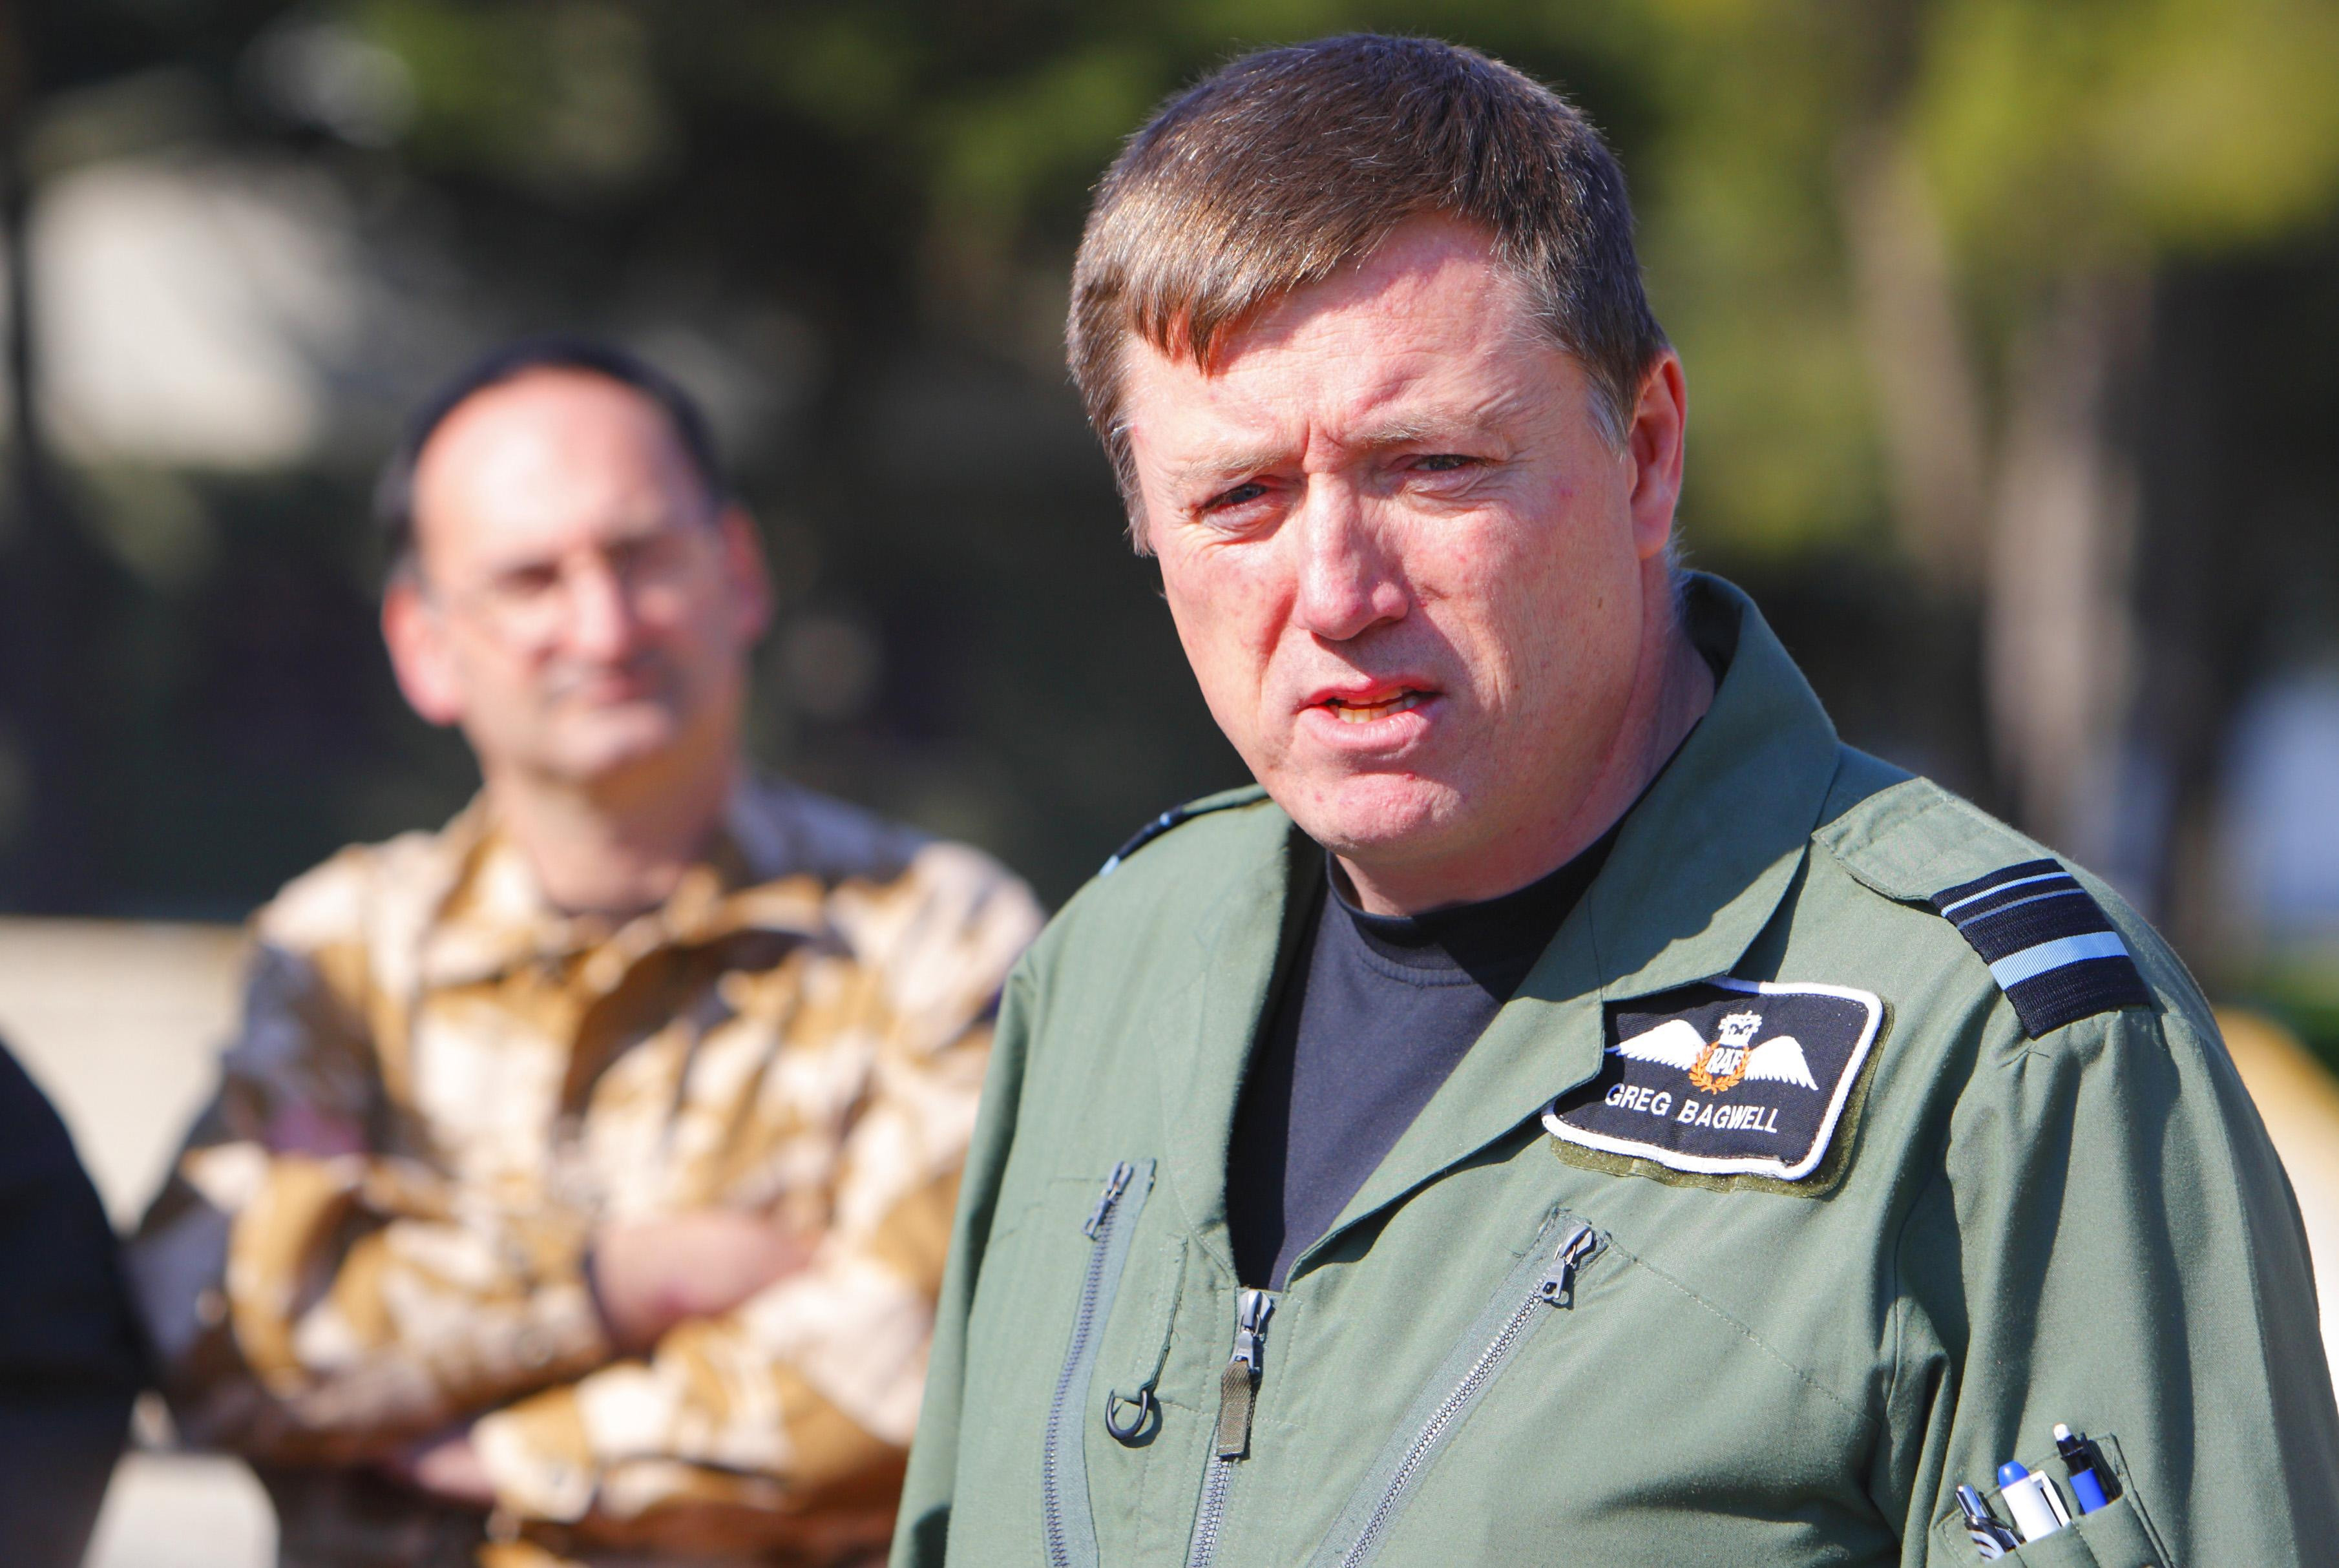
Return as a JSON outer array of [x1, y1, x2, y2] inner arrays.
[[1322, 691, 1427, 724]]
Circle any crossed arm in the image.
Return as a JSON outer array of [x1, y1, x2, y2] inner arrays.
[[127, 939, 976, 1552], [384, 1208, 815, 1507]]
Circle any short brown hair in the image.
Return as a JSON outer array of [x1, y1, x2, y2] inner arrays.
[[1069, 34, 1667, 543]]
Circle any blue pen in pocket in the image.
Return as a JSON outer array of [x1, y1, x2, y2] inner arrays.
[[2053, 1423, 2111, 1514]]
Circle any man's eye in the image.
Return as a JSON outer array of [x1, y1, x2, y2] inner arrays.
[[1206, 481, 1270, 511], [1413, 454, 1477, 473], [498, 565, 561, 598]]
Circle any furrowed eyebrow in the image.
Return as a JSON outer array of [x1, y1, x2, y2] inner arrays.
[[1164, 448, 1289, 496], [1350, 418, 1445, 449], [1160, 398, 1526, 499], [1167, 426, 1449, 490], [1363, 386, 1537, 448]]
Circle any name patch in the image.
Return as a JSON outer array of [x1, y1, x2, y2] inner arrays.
[[1543, 978, 1883, 1182]]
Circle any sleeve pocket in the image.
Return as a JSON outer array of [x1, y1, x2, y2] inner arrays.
[[1931, 1435, 2174, 1568], [2004, 1493, 2163, 1567]]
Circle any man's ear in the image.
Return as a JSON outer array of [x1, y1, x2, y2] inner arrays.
[[382, 574, 466, 727], [1625, 351, 1687, 563], [718, 504, 774, 645]]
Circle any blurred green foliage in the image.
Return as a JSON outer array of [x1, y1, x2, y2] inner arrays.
[[6, 0, 2339, 915], [2251, 954, 2339, 1080], [286, 0, 2339, 559]]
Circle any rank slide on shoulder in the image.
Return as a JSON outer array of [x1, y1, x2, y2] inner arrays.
[[1544, 979, 1883, 1182]]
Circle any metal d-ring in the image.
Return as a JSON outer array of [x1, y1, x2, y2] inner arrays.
[[1103, 1386, 1156, 1443]]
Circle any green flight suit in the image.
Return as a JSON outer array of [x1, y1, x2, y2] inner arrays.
[[894, 574, 2339, 1568]]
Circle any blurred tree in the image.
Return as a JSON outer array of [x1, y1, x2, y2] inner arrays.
[[3, 0, 2336, 934], [1903, 0, 2339, 911], [1520, 0, 2339, 903]]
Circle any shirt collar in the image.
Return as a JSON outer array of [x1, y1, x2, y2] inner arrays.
[[414, 777, 836, 990]]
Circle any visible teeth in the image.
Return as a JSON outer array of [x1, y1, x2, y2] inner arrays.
[[1329, 693, 1422, 723]]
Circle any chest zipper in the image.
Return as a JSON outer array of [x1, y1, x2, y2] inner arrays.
[[1185, 1286, 1277, 1568], [1044, 1160, 1152, 1568], [1327, 1222, 1600, 1568]]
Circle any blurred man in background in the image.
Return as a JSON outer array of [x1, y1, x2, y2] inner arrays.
[[126, 339, 1041, 1568], [0, 1033, 143, 1568]]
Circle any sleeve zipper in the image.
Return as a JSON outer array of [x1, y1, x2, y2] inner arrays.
[[1084, 1160, 1135, 1239], [1044, 1160, 1153, 1568], [1535, 1223, 1600, 1308], [1306, 1220, 1602, 1568]]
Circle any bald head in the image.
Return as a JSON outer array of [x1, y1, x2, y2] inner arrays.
[[377, 335, 725, 578], [407, 369, 716, 589], [381, 366, 769, 799]]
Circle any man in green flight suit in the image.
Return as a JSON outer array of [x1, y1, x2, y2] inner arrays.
[[894, 34, 2339, 1568]]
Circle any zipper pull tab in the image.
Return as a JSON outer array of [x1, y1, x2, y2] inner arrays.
[[1084, 1161, 1135, 1239], [1534, 1223, 1600, 1308], [1229, 1288, 1274, 1374], [1213, 1289, 1277, 1459]]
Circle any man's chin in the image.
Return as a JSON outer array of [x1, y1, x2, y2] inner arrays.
[[1275, 771, 1463, 861], [540, 712, 693, 786]]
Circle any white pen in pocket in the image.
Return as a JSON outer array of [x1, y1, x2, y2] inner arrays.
[[1995, 1459, 2072, 1541]]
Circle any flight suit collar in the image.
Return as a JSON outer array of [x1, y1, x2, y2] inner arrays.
[[1156, 574, 1846, 1280], [1155, 815, 1312, 1266], [1582, 573, 1841, 1001]]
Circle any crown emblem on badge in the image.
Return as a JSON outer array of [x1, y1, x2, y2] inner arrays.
[[1612, 1008, 1820, 1094]]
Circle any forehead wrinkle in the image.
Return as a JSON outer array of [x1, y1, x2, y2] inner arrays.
[[1141, 274, 1556, 496], [1296, 312, 1552, 444], [1320, 364, 1547, 457]]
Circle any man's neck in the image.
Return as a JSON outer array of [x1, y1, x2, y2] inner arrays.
[[1339, 576, 1716, 916], [483, 758, 735, 917]]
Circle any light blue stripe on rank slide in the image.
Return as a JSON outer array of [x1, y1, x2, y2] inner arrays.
[[1989, 931, 2131, 989], [1937, 870, 2070, 919]]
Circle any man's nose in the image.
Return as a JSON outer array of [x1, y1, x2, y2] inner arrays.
[[1289, 483, 1408, 643], [561, 557, 644, 659]]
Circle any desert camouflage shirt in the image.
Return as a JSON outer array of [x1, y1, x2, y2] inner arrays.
[[127, 777, 1041, 1567]]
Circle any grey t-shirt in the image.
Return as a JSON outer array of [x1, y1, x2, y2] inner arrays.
[[1226, 839, 1611, 1290]]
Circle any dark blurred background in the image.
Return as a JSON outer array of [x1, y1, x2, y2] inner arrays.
[[1, 0, 2336, 1057]]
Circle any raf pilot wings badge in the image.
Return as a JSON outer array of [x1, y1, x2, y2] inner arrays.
[[1543, 978, 1883, 1182]]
